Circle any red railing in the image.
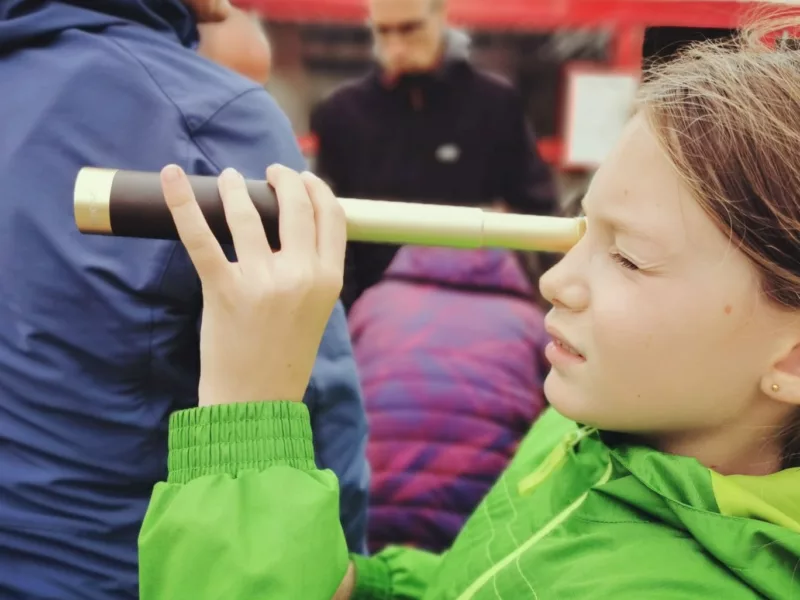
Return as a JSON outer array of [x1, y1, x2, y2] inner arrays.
[[238, 0, 777, 30], [245, 0, 794, 168]]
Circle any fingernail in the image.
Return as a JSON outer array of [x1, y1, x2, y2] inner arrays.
[[221, 167, 241, 182], [162, 165, 183, 181]]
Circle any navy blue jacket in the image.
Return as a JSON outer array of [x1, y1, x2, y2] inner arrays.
[[0, 2, 368, 598]]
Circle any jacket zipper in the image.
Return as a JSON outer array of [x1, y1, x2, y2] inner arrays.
[[411, 87, 423, 111], [454, 460, 613, 600], [518, 428, 595, 496]]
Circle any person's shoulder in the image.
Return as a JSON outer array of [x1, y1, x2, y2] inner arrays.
[[95, 26, 302, 175], [466, 64, 521, 103], [105, 26, 270, 130], [313, 73, 376, 120], [472, 65, 515, 90]]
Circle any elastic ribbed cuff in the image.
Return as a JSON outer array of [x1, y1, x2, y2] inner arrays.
[[167, 401, 315, 484], [351, 553, 393, 600]]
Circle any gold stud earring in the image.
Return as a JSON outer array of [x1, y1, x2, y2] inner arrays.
[[772, 383, 780, 393]]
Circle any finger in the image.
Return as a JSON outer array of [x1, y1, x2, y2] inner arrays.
[[161, 165, 229, 282], [217, 168, 273, 270], [267, 164, 317, 260], [301, 171, 346, 276]]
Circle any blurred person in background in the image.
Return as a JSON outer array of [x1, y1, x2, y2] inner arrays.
[[0, 1, 368, 598], [311, 0, 558, 310], [349, 240, 550, 553]]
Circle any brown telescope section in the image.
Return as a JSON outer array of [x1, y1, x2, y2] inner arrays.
[[74, 167, 586, 252]]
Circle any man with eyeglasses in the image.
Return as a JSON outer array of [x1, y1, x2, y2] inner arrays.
[[311, 0, 558, 310]]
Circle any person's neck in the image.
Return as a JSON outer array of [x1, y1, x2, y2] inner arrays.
[[649, 409, 790, 476], [383, 64, 431, 85], [655, 429, 781, 476], [381, 34, 448, 86]]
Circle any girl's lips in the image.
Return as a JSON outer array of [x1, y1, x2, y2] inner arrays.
[[544, 323, 586, 366], [552, 336, 583, 357], [545, 339, 587, 367]]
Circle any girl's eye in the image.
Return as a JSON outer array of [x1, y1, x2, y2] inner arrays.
[[610, 252, 639, 271]]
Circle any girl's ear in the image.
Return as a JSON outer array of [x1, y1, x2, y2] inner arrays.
[[762, 343, 800, 407]]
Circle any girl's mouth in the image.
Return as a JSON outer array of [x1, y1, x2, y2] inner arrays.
[[553, 337, 583, 358]]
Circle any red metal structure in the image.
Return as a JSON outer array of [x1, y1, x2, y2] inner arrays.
[[238, 0, 772, 30]]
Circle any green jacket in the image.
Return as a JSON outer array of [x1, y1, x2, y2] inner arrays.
[[139, 402, 800, 599]]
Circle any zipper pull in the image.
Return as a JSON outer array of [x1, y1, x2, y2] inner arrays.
[[517, 428, 593, 496], [518, 438, 569, 496], [411, 87, 423, 111]]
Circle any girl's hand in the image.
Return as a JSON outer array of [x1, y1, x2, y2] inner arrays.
[[160, 164, 346, 406]]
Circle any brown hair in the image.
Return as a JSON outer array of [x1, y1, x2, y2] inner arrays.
[[637, 13, 800, 469]]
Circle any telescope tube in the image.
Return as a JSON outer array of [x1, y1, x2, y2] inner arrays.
[[74, 167, 585, 252]]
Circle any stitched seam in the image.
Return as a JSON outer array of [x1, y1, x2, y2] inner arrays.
[[171, 459, 314, 470], [573, 515, 658, 526], [105, 36, 195, 135], [171, 415, 309, 429], [189, 88, 267, 172], [190, 88, 261, 133], [174, 438, 310, 451], [105, 35, 259, 174]]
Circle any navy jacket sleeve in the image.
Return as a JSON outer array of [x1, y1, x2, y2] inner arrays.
[[490, 89, 558, 217], [187, 88, 369, 554], [306, 301, 369, 554]]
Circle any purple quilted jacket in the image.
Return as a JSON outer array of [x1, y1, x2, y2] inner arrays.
[[348, 246, 549, 554]]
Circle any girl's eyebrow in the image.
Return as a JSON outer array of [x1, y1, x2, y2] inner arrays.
[[582, 198, 673, 252]]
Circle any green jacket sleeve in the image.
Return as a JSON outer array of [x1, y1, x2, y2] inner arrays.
[[138, 400, 443, 600], [351, 546, 443, 600], [139, 401, 350, 600]]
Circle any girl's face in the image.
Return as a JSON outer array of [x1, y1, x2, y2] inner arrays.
[[540, 114, 798, 444]]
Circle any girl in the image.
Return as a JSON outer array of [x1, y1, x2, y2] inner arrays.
[[140, 21, 800, 600]]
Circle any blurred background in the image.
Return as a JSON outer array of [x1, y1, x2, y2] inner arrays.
[[230, 0, 746, 207]]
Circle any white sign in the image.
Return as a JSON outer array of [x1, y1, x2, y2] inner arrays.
[[564, 68, 640, 169]]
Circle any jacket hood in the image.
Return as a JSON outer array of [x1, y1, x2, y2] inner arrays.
[[523, 412, 800, 598], [0, 0, 198, 53], [385, 246, 533, 298], [613, 442, 800, 597], [551, 425, 800, 597], [442, 28, 470, 63]]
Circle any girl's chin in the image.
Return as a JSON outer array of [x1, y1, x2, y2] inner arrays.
[[544, 378, 656, 436], [544, 373, 606, 428]]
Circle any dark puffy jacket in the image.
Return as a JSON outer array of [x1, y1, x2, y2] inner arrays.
[[349, 246, 549, 553]]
